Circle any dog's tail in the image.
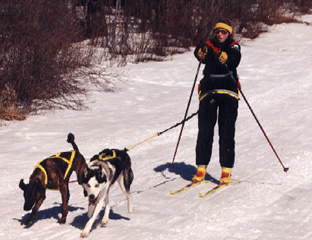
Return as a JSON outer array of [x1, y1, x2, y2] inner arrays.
[[67, 133, 79, 152]]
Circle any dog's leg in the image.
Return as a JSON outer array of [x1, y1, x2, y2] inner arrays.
[[81, 197, 104, 238], [117, 174, 134, 213], [101, 191, 110, 226], [87, 204, 96, 219], [127, 192, 134, 213], [25, 193, 46, 225], [58, 184, 69, 224]]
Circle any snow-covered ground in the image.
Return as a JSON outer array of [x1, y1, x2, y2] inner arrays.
[[1, 15, 312, 240]]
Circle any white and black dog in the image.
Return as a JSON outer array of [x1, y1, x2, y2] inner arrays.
[[80, 148, 134, 238]]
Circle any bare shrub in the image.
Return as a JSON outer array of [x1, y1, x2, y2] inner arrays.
[[0, 83, 26, 120], [80, 0, 311, 61], [0, 0, 92, 120]]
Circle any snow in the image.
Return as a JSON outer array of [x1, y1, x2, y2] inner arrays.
[[1, 14, 312, 240]]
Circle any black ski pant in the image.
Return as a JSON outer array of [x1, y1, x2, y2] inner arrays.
[[196, 93, 238, 168]]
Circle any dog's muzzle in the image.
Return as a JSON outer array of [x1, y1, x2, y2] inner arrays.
[[88, 194, 98, 206], [24, 202, 34, 211]]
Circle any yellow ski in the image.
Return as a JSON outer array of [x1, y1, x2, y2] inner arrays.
[[170, 180, 211, 195], [199, 181, 240, 198]]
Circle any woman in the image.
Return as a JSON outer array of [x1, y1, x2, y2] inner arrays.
[[192, 19, 241, 185]]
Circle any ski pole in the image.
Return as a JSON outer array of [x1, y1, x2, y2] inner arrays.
[[170, 62, 201, 170], [239, 88, 289, 173]]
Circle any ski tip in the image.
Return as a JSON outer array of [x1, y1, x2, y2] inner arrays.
[[169, 191, 175, 195]]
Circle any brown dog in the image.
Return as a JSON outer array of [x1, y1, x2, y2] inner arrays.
[[19, 133, 86, 226]]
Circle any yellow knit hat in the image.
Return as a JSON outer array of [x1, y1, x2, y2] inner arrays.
[[214, 22, 233, 34]]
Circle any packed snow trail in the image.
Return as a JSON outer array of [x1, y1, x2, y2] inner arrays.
[[0, 15, 311, 240]]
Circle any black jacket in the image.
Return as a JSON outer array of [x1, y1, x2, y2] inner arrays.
[[194, 37, 241, 94]]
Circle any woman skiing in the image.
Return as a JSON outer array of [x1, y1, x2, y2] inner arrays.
[[192, 19, 241, 185]]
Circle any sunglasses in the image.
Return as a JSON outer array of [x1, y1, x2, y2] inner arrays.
[[214, 29, 228, 35]]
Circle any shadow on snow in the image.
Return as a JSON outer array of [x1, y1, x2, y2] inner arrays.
[[15, 202, 83, 227], [154, 162, 219, 184], [15, 202, 129, 231], [71, 209, 130, 231]]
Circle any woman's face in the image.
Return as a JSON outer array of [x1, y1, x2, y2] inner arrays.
[[214, 28, 229, 43]]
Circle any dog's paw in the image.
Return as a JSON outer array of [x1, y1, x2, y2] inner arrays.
[[23, 216, 36, 227], [101, 218, 109, 226], [23, 220, 34, 228], [80, 231, 89, 238], [57, 218, 66, 224], [24, 219, 31, 226], [128, 202, 134, 213]]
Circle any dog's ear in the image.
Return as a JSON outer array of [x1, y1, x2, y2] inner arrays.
[[97, 174, 107, 184], [82, 169, 87, 183], [19, 179, 26, 191], [81, 167, 91, 184], [83, 189, 88, 197], [90, 154, 99, 162], [95, 165, 107, 184]]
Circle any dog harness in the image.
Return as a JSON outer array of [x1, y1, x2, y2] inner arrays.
[[33, 150, 76, 187], [99, 150, 117, 161], [97, 150, 121, 161]]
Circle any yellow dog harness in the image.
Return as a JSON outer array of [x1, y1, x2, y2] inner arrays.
[[33, 150, 76, 187], [98, 150, 117, 161]]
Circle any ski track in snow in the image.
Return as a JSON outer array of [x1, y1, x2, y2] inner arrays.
[[0, 14, 312, 240]]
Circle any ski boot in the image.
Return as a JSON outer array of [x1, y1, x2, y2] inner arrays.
[[192, 165, 206, 184], [219, 167, 232, 185]]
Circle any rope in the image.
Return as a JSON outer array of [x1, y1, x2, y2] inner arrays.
[[158, 110, 198, 136], [125, 110, 199, 151], [126, 133, 160, 151]]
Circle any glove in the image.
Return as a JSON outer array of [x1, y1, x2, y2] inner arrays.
[[197, 83, 201, 94], [217, 51, 228, 64], [236, 74, 241, 90], [237, 81, 242, 90], [197, 45, 209, 60]]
